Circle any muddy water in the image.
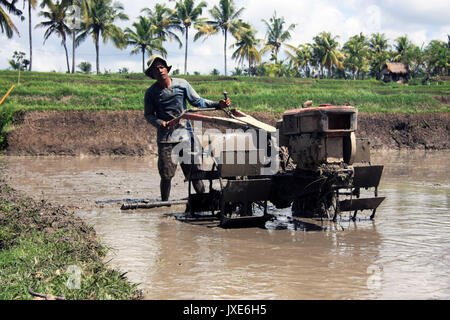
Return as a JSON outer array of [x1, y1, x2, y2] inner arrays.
[[1, 151, 449, 300]]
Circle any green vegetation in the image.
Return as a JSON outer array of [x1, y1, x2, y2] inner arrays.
[[0, 70, 448, 145], [1, 70, 448, 112], [0, 182, 142, 300]]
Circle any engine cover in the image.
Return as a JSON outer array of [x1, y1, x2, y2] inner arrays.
[[280, 105, 358, 168]]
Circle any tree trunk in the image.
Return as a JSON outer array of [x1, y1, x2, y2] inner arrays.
[[72, 29, 76, 73], [95, 34, 100, 74], [224, 28, 227, 76], [28, 1, 32, 71], [63, 41, 70, 73], [142, 47, 145, 73], [184, 26, 188, 75]]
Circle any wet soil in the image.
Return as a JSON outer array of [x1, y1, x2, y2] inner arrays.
[[5, 110, 450, 156], [2, 151, 449, 299]]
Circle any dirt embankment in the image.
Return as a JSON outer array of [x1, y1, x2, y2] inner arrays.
[[5, 110, 450, 156]]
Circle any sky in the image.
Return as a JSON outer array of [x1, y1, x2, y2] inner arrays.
[[1, 0, 449, 74]]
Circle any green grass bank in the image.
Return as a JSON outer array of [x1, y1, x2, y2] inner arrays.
[[0, 181, 142, 300], [1, 71, 449, 114]]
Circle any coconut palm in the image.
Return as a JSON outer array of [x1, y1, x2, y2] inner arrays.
[[141, 3, 182, 48], [392, 35, 417, 78], [21, 0, 37, 70], [343, 33, 369, 80], [36, 0, 72, 73], [261, 11, 296, 63], [78, 0, 128, 74], [169, 0, 207, 75], [230, 22, 261, 75], [285, 43, 313, 77], [125, 16, 167, 72], [0, 0, 22, 38], [369, 33, 390, 80], [424, 40, 449, 76], [394, 35, 414, 62], [65, 0, 83, 74], [369, 32, 389, 54], [312, 31, 344, 78], [194, 0, 245, 76]]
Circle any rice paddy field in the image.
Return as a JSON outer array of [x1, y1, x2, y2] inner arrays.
[[1, 70, 449, 114]]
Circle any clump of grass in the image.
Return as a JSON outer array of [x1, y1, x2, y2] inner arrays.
[[0, 182, 142, 300]]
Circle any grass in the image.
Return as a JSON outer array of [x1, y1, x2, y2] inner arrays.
[[1, 70, 448, 112], [0, 70, 448, 146], [0, 182, 142, 300]]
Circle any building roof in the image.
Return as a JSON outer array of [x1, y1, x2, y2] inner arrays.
[[385, 62, 408, 74]]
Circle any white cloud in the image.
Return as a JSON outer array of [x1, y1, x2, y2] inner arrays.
[[431, 25, 450, 42], [0, 39, 27, 69], [381, 0, 450, 25]]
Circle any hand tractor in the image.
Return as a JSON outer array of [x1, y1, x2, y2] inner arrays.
[[123, 96, 385, 228]]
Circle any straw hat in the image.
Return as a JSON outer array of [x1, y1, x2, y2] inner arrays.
[[144, 54, 172, 79]]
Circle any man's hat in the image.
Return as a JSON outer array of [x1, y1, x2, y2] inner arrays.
[[144, 54, 172, 79]]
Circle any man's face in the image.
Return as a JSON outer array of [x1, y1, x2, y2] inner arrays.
[[151, 61, 169, 80]]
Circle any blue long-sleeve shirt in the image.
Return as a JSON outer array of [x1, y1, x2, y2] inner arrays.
[[144, 78, 219, 143]]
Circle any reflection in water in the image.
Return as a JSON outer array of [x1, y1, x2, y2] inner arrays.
[[1, 150, 449, 299]]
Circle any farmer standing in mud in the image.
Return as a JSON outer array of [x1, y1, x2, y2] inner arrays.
[[144, 54, 230, 201]]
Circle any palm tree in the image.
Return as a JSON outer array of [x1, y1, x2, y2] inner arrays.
[[230, 22, 261, 75], [36, 0, 72, 73], [369, 33, 390, 80], [392, 35, 417, 79], [78, 0, 128, 74], [261, 11, 296, 63], [369, 32, 389, 54], [285, 43, 313, 77], [343, 33, 369, 80], [22, 0, 37, 70], [394, 35, 413, 62], [312, 31, 344, 78], [141, 3, 182, 48], [125, 16, 167, 72], [195, 0, 245, 76], [66, 0, 83, 74], [424, 40, 449, 76], [1, 0, 22, 38], [169, 0, 207, 75]]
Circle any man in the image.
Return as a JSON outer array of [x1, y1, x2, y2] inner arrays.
[[144, 54, 230, 201]]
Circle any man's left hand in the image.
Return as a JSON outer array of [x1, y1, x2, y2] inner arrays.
[[218, 98, 231, 109]]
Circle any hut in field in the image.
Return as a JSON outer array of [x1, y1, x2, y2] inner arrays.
[[381, 62, 409, 84]]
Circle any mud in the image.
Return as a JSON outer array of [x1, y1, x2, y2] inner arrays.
[[5, 110, 450, 156], [1, 151, 449, 299]]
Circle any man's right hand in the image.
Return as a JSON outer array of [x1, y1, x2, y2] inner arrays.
[[160, 121, 167, 128], [218, 98, 231, 109]]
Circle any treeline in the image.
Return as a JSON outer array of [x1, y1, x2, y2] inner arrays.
[[2, 0, 449, 79]]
